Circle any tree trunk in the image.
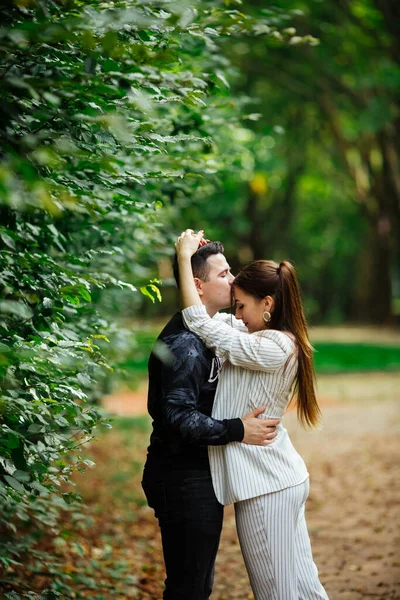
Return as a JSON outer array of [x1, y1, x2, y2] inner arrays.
[[352, 218, 393, 324], [243, 161, 304, 263]]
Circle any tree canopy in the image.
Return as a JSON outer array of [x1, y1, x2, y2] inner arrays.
[[172, 0, 400, 324]]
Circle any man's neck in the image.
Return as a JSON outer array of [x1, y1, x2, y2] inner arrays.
[[201, 300, 218, 318]]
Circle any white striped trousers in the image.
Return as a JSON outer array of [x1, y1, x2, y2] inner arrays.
[[235, 479, 329, 600]]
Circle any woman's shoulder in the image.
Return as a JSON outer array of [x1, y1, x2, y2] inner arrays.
[[258, 328, 296, 349]]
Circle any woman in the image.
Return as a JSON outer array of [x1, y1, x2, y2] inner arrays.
[[176, 229, 329, 600]]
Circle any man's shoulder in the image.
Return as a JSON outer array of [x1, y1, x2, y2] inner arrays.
[[157, 312, 184, 337], [152, 313, 213, 371], [159, 313, 206, 348]]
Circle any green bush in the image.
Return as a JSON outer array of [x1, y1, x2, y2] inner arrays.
[[0, 0, 309, 595]]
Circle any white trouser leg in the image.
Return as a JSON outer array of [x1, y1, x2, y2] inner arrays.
[[294, 484, 328, 600], [234, 480, 329, 600]]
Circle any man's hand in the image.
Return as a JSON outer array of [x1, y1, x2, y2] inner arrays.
[[241, 407, 280, 446]]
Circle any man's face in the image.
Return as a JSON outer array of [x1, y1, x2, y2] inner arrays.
[[197, 253, 234, 312]]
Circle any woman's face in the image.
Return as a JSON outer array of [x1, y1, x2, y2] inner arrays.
[[234, 286, 269, 333]]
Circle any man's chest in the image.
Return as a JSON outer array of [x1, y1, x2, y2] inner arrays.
[[197, 356, 223, 416]]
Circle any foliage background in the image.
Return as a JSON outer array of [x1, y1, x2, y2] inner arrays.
[[159, 0, 400, 325], [0, 0, 319, 596]]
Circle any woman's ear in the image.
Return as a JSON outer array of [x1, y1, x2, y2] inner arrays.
[[264, 295, 275, 312], [194, 277, 204, 296]]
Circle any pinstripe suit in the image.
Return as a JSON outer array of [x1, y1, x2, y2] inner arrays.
[[182, 305, 329, 600]]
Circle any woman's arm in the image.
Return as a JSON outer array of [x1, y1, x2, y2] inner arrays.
[[182, 305, 294, 372], [214, 312, 249, 332], [175, 229, 205, 309]]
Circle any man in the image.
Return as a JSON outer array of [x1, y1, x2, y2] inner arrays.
[[141, 241, 279, 600]]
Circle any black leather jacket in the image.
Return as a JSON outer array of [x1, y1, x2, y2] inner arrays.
[[145, 312, 244, 470]]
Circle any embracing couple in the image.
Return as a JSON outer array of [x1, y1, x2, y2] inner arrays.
[[142, 230, 329, 600]]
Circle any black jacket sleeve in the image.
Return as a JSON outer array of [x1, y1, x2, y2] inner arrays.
[[161, 333, 244, 445]]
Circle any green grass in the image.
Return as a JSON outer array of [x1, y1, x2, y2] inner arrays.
[[115, 330, 158, 387], [313, 343, 400, 373], [110, 415, 151, 432]]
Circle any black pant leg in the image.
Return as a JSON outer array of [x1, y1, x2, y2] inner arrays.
[[142, 468, 223, 600]]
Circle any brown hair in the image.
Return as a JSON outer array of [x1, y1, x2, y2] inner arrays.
[[233, 260, 320, 428], [172, 241, 224, 288]]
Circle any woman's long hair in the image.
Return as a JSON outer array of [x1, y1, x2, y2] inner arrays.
[[233, 260, 320, 428]]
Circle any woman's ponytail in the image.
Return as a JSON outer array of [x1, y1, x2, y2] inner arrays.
[[278, 261, 320, 427], [233, 258, 321, 428]]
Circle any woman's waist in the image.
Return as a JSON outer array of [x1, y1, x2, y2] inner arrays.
[[256, 413, 286, 425], [212, 390, 289, 420], [213, 405, 287, 421], [210, 428, 302, 457], [209, 439, 308, 484]]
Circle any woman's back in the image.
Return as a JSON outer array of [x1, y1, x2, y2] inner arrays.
[[214, 328, 298, 419], [209, 329, 308, 505]]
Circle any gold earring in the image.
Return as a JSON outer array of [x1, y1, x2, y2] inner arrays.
[[263, 311, 271, 323]]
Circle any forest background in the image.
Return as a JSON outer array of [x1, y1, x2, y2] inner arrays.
[[0, 0, 399, 598]]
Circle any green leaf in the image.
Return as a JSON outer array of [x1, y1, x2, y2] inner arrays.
[[62, 492, 82, 505], [4, 475, 25, 493], [215, 70, 230, 89], [1, 233, 16, 250], [0, 301, 33, 319], [78, 288, 92, 302], [140, 284, 162, 303], [4, 433, 20, 449], [12, 470, 31, 483]]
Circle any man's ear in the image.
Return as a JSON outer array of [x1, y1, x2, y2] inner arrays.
[[194, 277, 204, 296]]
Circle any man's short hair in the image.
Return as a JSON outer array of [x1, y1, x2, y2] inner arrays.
[[173, 241, 224, 288]]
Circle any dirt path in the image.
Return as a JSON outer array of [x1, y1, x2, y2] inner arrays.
[[213, 390, 400, 600], [100, 372, 400, 599]]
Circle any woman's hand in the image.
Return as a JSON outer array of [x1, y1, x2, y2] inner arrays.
[[175, 229, 204, 259], [175, 229, 207, 309]]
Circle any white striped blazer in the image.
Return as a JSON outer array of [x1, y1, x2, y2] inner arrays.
[[182, 305, 309, 506]]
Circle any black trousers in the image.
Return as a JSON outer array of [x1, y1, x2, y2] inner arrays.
[[142, 463, 224, 600]]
